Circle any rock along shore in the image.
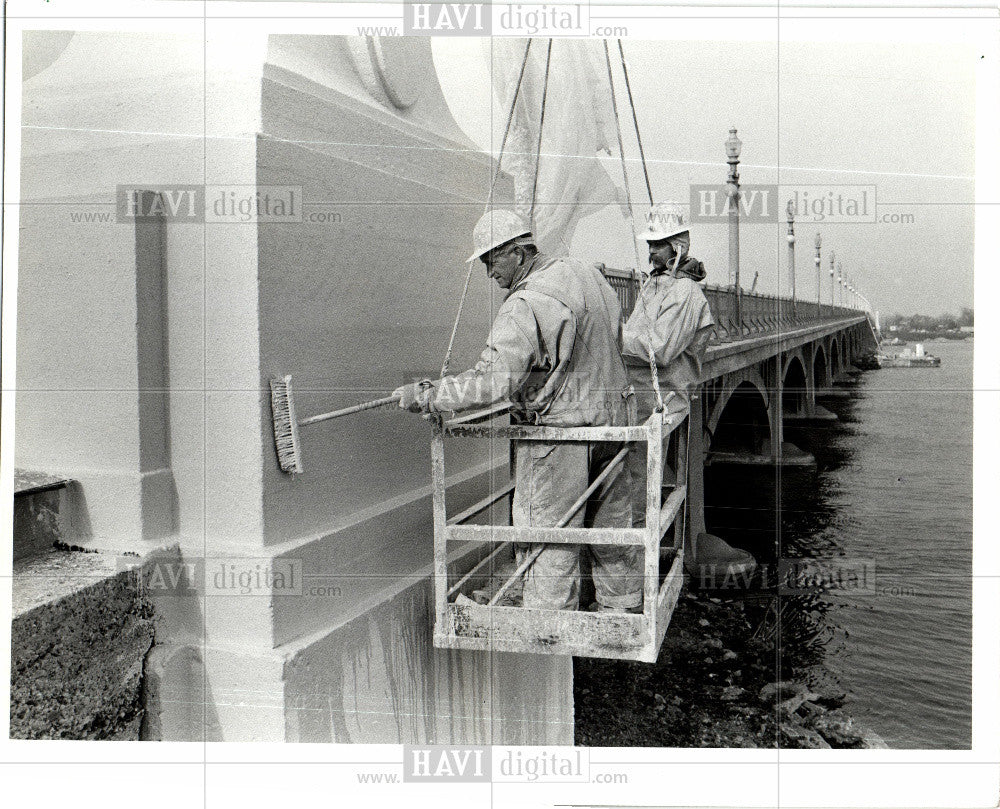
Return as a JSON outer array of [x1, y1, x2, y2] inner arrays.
[[574, 590, 887, 749]]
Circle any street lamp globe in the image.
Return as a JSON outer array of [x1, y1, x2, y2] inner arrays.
[[815, 232, 822, 251], [725, 128, 742, 161]]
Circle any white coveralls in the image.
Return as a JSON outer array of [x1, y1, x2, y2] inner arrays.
[[621, 273, 715, 527], [425, 253, 641, 611]]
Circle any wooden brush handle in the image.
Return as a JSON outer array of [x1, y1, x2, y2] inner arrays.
[[299, 394, 401, 426]]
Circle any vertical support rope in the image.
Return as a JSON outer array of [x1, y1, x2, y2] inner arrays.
[[440, 261, 477, 377], [528, 38, 554, 227], [602, 41, 642, 273], [603, 39, 664, 412], [486, 38, 533, 211], [617, 40, 653, 206], [442, 40, 534, 378]]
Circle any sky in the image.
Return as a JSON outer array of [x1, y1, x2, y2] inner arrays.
[[434, 36, 979, 317]]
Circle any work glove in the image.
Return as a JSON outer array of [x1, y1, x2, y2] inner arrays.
[[393, 380, 435, 413]]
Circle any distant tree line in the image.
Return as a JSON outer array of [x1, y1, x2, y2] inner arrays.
[[883, 307, 973, 336]]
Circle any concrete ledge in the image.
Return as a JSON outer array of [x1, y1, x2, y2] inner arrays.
[[10, 551, 155, 740], [707, 441, 816, 468], [784, 406, 838, 423]]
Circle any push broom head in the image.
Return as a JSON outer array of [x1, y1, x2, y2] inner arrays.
[[269, 375, 303, 474]]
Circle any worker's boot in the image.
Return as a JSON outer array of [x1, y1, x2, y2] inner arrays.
[[684, 532, 757, 589]]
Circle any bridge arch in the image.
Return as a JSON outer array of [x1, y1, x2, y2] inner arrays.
[[781, 346, 809, 380], [813, 343, 830, 390], [782, 353, 809, 416], [707, 371, 772, 456], [707, 367, 770, 435]]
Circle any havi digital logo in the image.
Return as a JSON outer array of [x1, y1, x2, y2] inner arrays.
[[402, 745, 491, 782], [404, 3, 491, 35]]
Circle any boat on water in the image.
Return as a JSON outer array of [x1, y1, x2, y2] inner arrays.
[[878, 342, 941, 368]]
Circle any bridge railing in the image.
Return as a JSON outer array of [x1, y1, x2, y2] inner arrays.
[[600, 266, 861, 344]]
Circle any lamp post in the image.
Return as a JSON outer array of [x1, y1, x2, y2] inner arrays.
[[814, 233, 822, 313], [837, 262, 844, 309], [726, 127, 743, 328], [786, 200, 796, 320], [829, 250, 836, 315]]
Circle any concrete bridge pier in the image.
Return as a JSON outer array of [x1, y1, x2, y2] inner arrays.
[[685, 392, 709, 564]]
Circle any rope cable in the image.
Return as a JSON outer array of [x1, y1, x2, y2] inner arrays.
[[602, 39, 664, 412], [440, 261, 477, 378], [442, 40, 533, 378], [617, 40, 653, 205], [528, 38, 554, 227], [486, 38, 533, 211]]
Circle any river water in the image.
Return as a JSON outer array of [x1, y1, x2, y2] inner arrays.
[[707, 338, 972, 749]]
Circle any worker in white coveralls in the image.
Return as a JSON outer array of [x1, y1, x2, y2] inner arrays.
[[623, 202, 756, 580], [393, 210, 642, 612]]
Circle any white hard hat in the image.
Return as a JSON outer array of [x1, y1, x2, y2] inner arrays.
[[637, 202, 690, 242], [467, 209, 532, 263]]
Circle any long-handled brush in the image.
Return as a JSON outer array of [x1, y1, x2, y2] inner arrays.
[[270, 237, 475, 474], [269, 375, 400, 473]]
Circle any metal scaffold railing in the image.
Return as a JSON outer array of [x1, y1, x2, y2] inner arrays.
[[431, 403, 687, 662]]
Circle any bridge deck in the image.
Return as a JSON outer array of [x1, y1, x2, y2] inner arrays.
[[703, 316, 869, 379]]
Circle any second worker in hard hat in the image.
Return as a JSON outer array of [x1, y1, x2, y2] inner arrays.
[[623, 202, 757, 582], [393, 210, 642, 612]]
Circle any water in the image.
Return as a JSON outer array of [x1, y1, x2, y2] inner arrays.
[[707, 339, 973, 749]]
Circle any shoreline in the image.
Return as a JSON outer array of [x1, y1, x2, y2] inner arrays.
[[574, 590, 887, 749]]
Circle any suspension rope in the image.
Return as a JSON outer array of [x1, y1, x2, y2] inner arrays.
[[602, 39, 664, 412], [442, 40, 534, 378], [440, 262, 476, 378], [485, 38, 533, 211], [603, 42, 643, 275], [528, 38, 554, 227], [617, 40, 653, 205]]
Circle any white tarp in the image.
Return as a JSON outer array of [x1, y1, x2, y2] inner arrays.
[[483, 39, 628, 256]]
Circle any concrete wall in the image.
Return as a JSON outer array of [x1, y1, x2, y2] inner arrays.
[[18, 31, 223, 548], [284, 576, 573, 744], [15, 31, 573, 743]]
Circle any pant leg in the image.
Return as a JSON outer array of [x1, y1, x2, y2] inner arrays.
[[587, 440, 644, 610], [514, 441, 589, 610]]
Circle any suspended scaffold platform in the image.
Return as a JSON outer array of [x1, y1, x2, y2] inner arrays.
[[431, 403, 687, 662]]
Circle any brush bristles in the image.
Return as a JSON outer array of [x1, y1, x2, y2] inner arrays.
[[270, 375, 303, 474]]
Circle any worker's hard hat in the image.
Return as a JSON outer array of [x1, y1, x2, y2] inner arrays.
[[638, 202, 690, 242], [467, 209, 532, 263]]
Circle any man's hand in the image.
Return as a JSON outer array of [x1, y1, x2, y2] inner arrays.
[[393, 380, 435, 413]]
